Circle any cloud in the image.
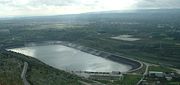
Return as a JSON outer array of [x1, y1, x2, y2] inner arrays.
[[29, 0, 78, 6], [137, 0, 180, 9], [0, 0, 100, 17], [0, 0, 180, 17]]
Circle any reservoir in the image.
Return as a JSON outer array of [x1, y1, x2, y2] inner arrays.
[[9, 45, 132, 72]]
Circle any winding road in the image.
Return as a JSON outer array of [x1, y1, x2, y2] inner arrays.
[[137, 63, 150, 85]]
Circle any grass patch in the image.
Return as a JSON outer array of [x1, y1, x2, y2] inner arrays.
[[148, 66, 175, 72]]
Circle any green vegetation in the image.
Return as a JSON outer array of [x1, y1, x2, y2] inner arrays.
[[0, 52, 23, 85], [120, 74, 142, 85], [95, 74, 142, 85], [148, 66, 175, 72], [168, 82, 180, 85]]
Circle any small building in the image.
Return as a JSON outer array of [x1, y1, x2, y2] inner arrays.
[[164, 72, 175, 81], [111, 71, 121, 75], [149, 71, 164, 78], [88, 71, 123, 80], [165, 77, 172, 81]]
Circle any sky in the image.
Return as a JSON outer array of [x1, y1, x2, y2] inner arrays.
[[0, 0, 180, 17]]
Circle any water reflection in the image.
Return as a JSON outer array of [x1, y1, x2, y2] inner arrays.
[[9, 45, 132, 72]]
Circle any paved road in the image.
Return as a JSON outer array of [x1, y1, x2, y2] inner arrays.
[[136, 63, 149, 85], [171, 68, 180, 74], [21, 62, 30, 85], [144, 63, 150, 75]]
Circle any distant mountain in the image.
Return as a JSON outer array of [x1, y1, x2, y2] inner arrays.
[[1, 8, 180, 25], [85, 8, 180, 14]]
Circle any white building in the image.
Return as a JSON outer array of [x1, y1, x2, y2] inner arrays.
[[149, 71, 164, 78]]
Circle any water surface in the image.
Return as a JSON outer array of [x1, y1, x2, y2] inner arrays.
[[111, 35, 140, 41], [9, 45, 132, 72]]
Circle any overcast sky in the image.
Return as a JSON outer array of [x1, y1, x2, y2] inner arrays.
[[0, 0, 180, 17]]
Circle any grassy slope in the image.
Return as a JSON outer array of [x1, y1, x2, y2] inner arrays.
[[0, 53, 23, 85], [0, 50, 83, 85]]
